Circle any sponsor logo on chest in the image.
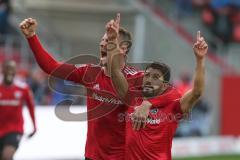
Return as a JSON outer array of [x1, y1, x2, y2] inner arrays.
[[147, 108, 161, 125]]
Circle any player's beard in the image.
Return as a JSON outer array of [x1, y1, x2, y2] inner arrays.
[[142, 85, 161, 98]]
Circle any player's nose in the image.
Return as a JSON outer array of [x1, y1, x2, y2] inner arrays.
[[144, 80, 151, 86], [100, 41, 107, 49]]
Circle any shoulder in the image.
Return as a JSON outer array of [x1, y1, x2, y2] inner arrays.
[[123, 66, 144, 77], [13, 80, 29, 90], [168, 87, 182, 99], [149, 87, 182, 106], [165, 88, 182, 114], [163, 87, 182, 105]]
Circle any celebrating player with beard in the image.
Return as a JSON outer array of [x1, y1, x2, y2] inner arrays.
[[107, 24, 208, 159]]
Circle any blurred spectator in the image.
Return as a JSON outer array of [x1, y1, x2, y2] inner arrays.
[[175, 99, 211, 137], [209, 0, 233, 45], [27, 69, 52, 105], [150, 0, 240, 49], [211, 0, 240, 9], [175, 72, 192, 95], [26, 68, 86, 105], [192, 0, 211, 7], [201, 0, 240, 44], [0, 0, 11, 35], [51, 79, 86, 105], [50, 79, 74, 105], [175, 0, 193, 18]]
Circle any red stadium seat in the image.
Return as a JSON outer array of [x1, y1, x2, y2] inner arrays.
[[233, 24, 240, 42]]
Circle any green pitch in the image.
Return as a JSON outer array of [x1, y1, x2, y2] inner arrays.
[[174, 155, 240, 160]]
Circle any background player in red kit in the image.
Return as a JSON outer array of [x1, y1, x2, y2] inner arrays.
[[19, 14, 143, 160], [107, 26, 208, 159], [0, 60, 36, 160]]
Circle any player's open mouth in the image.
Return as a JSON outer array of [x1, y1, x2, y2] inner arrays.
[[143, 85, 154, 90], [101, 51, 107, 57], [142, 85, 155, 97]]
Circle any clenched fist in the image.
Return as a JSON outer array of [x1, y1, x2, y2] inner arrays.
[[19, 18, 37, 38]]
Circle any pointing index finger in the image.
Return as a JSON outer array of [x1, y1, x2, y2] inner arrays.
[[116, 13, 120, 25], [197, 31, 201, 41]]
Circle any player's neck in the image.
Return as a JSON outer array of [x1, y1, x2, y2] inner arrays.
[[157, 87, 169, 96], [3, 80, 13, 86], [103, 67, 110, 76]]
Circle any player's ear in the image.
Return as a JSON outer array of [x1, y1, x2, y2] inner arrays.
[[162, 82, 168, 90]]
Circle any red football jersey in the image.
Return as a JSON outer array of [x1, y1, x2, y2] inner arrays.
[[0, 81, 36, 138], [27, 35, 144, 160], [81, 64, 143, 160], [126, 87, 182, 160]]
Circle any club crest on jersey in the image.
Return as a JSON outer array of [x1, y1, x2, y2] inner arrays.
[[93, 83, 100, 90], [14, 91, 22, 99], [150, 108, 159, 115]]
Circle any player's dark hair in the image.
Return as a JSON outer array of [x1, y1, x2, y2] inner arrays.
[[145, 62, 171, 83], [119, 27, 132, 41]]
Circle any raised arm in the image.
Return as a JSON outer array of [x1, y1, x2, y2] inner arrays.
[[108, 48, 129, 99], [180, 31, 208, 113], [106, 14, 152, 131], [106, 14, 129, 99], [19, 18, 80, 82]]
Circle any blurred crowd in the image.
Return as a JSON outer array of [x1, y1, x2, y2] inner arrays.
[[27, 69, 86, 105], [0, 0, 10, 34], [0, 0, 86, 106], [0, 0, 11, 44], [175, 0, 240, 45], [2, 68, 86, 106], [147, 0, 240, 54]]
